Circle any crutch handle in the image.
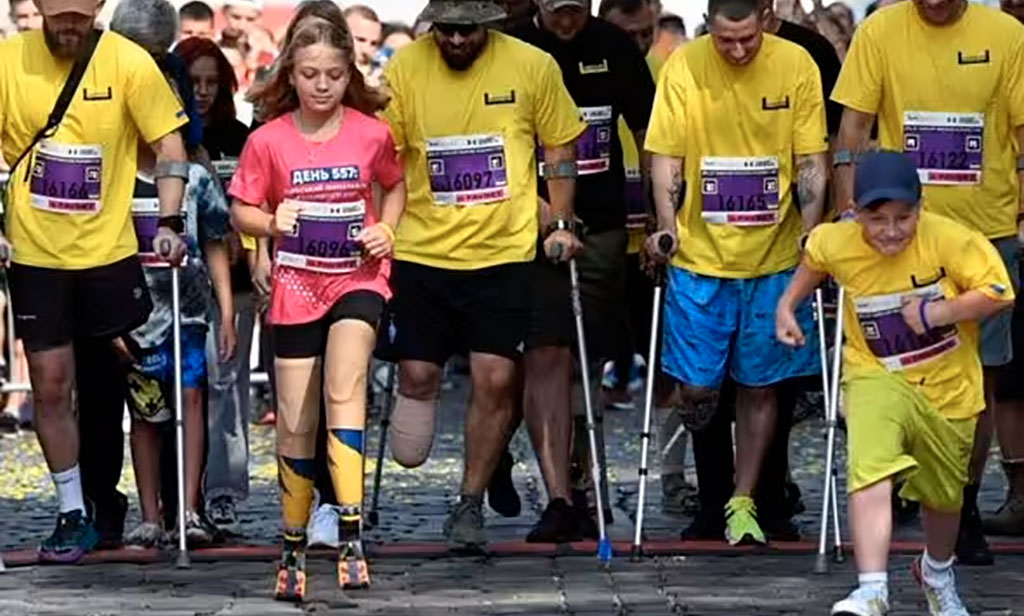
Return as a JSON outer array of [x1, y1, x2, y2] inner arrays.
[[547, 242, 564, 263], [156, 236, 175, 260], [657, 233, 674, 255]]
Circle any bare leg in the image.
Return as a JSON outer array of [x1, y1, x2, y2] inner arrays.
[[850, 480, 893, 574], [462, 352, 517, 496], [922, 505, 960, 562], [734, 386, 777, 496], [524, 346, 573, 501], [184, 388, 204, 513], [130, 420, 162, 523], [27, 345, 78, 472], [995, 399, 1024, 460]]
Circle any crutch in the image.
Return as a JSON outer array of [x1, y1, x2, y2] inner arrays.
[[567, 256, 613, 566], [814, 286, 846, 574], [366, 361, 396, 529], [630, 234, 673, 561], [158, 237, 190, 569]]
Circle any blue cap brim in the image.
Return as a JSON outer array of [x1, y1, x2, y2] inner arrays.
[[856, 187, 920, 209]]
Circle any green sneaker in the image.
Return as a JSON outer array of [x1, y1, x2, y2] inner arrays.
[[724, 496, 766, 546]]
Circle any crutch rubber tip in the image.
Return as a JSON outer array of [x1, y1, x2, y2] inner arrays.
[[629, 545, 644, 562], [598, 538, 613, 564], [832, 547, 847, 564], [813, 553, 830, 575], [175, 551, 191, 570]]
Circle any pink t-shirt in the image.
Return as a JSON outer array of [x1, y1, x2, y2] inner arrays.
[[230, 109, 403, 326]]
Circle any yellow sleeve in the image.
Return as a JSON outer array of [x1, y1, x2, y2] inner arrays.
[[948, 228, 1016, 303], [533, 55, 587, 148], [793, 52, 829, 156], [1006, 28, 1024, 128], [381, 61, 407, 153], [123, 42, 186, 143], [644, 52, 688, 158], [830, 22, 883, 115], [803, 224, 833, 274]]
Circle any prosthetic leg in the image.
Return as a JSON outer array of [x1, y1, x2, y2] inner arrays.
[[325, 320, 376, 590]]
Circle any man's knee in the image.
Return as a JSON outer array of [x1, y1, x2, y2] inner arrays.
[[26, 348, 74, 414], [398, 361, 442, 400], [678, 384, 720, 433], [524, 346, 571, 379], [470, 355, 516, 399]]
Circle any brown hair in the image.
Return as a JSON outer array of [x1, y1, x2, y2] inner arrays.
[[249, 15, 387, 120]]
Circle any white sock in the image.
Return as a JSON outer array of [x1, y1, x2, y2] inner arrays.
[[51, 465, 86, 515], [858, 572, 888, 597], [921, 550, 955, 586]]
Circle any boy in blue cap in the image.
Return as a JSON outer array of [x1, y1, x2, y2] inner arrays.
[[775, 151, 1015, 616]]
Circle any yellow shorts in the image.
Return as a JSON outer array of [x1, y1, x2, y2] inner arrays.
[[845, 371, 976, 513]]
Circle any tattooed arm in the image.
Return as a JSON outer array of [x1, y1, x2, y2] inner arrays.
[[646, 154, 684, 263], [795, 152, 828, 233]]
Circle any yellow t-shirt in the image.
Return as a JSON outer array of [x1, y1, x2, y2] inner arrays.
[[0, 31, 187, 270], [645, 35, 828, 279], [805, 212, 1015, 418], [383, 32, 587, 270], [832, 2, 1024, 239]]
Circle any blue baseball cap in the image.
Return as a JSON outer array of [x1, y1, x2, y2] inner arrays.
[[854, 150, 922, 209]]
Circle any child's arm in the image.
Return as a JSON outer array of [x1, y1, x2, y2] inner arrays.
[[205, 240, 236, 362], [902, 291, 1013, 336], [776, 260, 829, 348]]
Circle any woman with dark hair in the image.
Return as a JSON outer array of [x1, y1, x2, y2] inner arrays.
[[230, 15, 404, 601], [176, 37, 250, 159]]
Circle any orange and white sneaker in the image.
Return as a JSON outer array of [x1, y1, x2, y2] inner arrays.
[[338, 539, 370, 590]]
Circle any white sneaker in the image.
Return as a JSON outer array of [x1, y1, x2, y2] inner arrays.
[[307, 504, 340, 548], [832, 586, 889, 616], [912, 557, 971, 616]]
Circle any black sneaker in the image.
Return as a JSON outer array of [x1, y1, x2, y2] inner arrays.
[[681, 512, 725, 541], [91, 493, 128, 550], [486, 450, 521, 518], [760, 515, 802, 542], [38, 509, 99, 564], [526, 498, 583, 543]]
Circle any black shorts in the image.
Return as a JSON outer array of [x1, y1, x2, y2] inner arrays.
[[389, 260, 530, 365], [274, 290, 385, 359], [525, 239, 573, 350], [8, 255, 152, 352]]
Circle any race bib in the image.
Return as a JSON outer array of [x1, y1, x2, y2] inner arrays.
[[131, 198, 185, 268], [426, 134, 509, 205], [903, 111, 984, 185], [854, 284, 959, 372], [625, 167, 645, 230], [30, 141, 103, 214], [700, 156, 779, 226], [577, 106, 613, 175], [276, 200, 365, 274]]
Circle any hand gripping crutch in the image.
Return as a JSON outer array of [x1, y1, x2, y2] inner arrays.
[[630, 235, 674, 561], [814, 286, 846, 574], [366, 361, 397, 529], [567, 257, 613, 566], [158, 237, 190, 569]]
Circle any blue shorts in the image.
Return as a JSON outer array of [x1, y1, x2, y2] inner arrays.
[[662, 266, 819, 389], [127, 325, 207, 423], [979, 237, 1019, 368]]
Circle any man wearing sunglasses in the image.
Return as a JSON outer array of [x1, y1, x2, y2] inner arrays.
[[381, 0, 587, 552]]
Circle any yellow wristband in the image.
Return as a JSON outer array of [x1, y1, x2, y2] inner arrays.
[[378, 221, 396, 244]]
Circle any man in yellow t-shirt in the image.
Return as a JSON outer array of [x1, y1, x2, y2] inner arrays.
[[831, 0, 1024, 566], [644, 0, 828, 546], [777, 151, 1014, 616], [0, 0, 187, 563], [381, 0, 586, 551]]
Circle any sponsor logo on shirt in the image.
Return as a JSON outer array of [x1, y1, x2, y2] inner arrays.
[[579, 59, 609, 74], [290, 166, 361, 185], [957, 50, 990, 65], [484, 90, 516, 105], [83, 87, 112, 101], [761, 96, 790, 111]]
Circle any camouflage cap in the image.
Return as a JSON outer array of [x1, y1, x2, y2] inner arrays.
[[419, 0, 508, 25]]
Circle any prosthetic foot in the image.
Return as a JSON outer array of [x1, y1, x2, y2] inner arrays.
[[338, 519, 370, 590], [274, 531, 307, 603]]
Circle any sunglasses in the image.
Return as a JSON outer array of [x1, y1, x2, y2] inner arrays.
[[434, 23, 480, 37]]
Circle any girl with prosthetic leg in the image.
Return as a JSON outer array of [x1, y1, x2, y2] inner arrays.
[[776, 152, 1015, 616], [229, 15, 404, 602]]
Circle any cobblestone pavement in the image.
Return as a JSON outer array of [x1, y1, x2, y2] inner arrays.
[[0, 372, 1012, 549], [0, 554, 1021, 615]]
